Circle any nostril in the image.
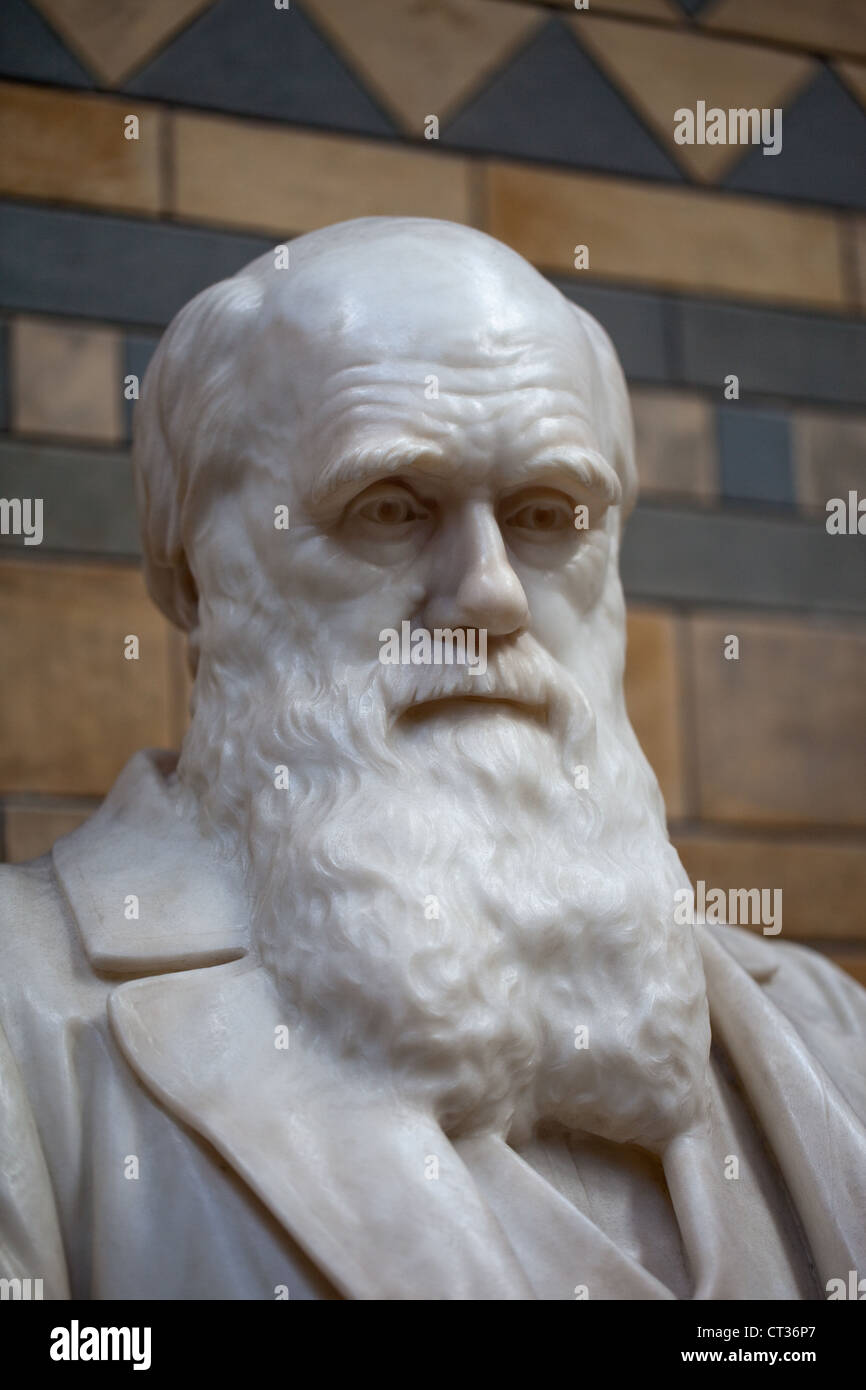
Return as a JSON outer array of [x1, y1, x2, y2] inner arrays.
[[455, 570, 529, 636]]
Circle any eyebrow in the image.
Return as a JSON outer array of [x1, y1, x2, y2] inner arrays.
[[308, 442, 622, 510], [500, 450, 622, 506], [309, 441, 442, 509]]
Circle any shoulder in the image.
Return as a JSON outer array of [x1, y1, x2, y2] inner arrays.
[[0, 861, 73, 1296], [706, 923, 866, 1035], [0, 849, 101, 1050], [0, 854, 69, 957], [703, 922, 866, 1118]]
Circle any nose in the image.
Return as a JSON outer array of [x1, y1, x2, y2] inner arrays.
[[423, 501, 529, 637]]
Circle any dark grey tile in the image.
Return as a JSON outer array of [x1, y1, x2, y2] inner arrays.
[[675, 298, 866, 408], [0, 204, 272, 327], [125, 0, 394, 136], [0, 0, 93, 88], [725, 67, 866, 211], [123, 335, 159, 440], [621, 504, 866, 614], [553, 278, 671, 381], [0, 439, 139, 556], [717, 406, 794, 506], [443, 18, 681, 180]]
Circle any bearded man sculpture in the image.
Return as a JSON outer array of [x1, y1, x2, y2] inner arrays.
[[2, 218, 865, 1301]]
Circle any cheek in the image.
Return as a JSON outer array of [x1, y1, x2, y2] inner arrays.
[[272, 531, 429, 660], [520, 582, 581, 660], [518, 529, 613, 637], [566, 527, 614, 608]]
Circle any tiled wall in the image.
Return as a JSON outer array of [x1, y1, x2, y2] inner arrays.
[[1, 0, 865, 980]]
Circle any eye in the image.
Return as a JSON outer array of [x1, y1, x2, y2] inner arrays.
[[346, 481, 432, 537], [359, 492, 423, 525], [502, 491, 576, 535]]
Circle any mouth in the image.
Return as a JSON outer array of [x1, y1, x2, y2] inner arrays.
[[400, 694, 549, 728]]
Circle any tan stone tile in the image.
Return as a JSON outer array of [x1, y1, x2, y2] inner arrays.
[[625, 607, 686, 818], [12, 318, 122, 443], [673, 832, 866, 941], [852, 215, 866, 313], [573, 15, 813, 182], [688, 613, 866, 827], [0, 560, 177, 796], [31, 0, 214, 86], [703, 0, 866, 61], [173, 112, 472, 234], [792, 408, 866, 513], [0, 82, 162, 215], [3, 802, 94, 863], [837, 60, 866, 110], [630, 388, 717, 501], [484, 162, 846, 310], [822, 949, 866, 989], [303, 0, 543, 132]]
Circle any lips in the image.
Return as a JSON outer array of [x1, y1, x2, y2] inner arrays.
[[383, 635, 559, 726], [400, 691, 549, 726]]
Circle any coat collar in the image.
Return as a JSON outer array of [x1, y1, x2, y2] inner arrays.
[[52, 750, 247, 973], [52, 751, 669, 1300], [50, 752, 866, 1298]]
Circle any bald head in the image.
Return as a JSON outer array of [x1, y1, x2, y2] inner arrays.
[[246, 217, 588, 364], [132, 216, 636, 631]]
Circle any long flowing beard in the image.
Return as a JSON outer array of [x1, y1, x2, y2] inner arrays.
[[178, 628, 711, 1151]]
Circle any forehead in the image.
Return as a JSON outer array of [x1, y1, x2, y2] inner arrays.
[[286, 311, 605, 497]]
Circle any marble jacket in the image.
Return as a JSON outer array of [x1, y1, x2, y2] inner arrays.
[[1, 751, 865, 1300]]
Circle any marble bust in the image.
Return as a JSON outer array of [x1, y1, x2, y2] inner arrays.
[[2, 217, 865, 1301]]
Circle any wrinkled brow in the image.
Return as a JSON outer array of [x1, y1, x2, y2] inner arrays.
[[308, 441, 622, 510], [308, 441, 444, 508]]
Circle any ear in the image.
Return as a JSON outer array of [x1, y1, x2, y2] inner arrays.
[[150, 550, 199, 636]]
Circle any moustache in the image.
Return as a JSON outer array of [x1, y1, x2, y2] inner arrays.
[[381, 631, 593, 736]]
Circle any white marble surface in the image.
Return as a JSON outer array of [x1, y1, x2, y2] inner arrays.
[[2, 219, 864, 1299]]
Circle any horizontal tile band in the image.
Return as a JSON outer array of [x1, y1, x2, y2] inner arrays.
[[1, 202, 863, 406], [621, 503, 866, 615], [557, 278, 866, 408], [2, 438, 864, 615]]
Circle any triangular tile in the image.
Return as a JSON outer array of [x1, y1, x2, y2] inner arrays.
[[0, 0, 93, 87], [443, 17, 682, 180], [302, 0, 544, 134], [572, 14, 815, 182], [724, 65, 866, 209], [674, 0, 716, 16], [595, 0, 681, 16], [30, 0, 216, 86], [837, 60, 866, 112], [125, 0, 394, 135], [701, 0, 866, 63], [533, 0, 681, 17]]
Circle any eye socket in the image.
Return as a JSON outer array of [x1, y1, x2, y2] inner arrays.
[[350, 482, 431, 529], [502, 491, 576, 536]]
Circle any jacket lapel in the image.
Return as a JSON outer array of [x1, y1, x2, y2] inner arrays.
[[698, 925, 866, 1288], [49, 752, 535, 1298], [51, 750, 678, 1299], [55, 753, 862, 1298], [109, 959, 678, 1301], [109, 958, 537, 1300]]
